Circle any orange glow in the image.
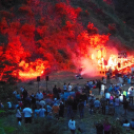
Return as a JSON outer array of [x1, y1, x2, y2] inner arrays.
[[19, 59, 46, 79]]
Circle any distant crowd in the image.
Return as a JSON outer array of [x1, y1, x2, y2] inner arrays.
[[0, 72, 134, 134]]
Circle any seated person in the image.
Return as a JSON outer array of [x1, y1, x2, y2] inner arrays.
[[123, 119, 130, 128]]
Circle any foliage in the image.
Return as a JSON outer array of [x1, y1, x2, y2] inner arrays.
[[0, 118, 16, 134]]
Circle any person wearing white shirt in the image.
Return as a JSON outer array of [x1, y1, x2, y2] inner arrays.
[[16, 106, 22, 126], [68, 83, 73, 92], [68, 117, 76, 134], [100, 84, 106, 96], [23, 106, 33, 123], [119, 95, 123, 102], [128, 86, 133, 95]]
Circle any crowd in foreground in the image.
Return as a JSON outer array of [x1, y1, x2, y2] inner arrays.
[[0, 73, 134, 134]]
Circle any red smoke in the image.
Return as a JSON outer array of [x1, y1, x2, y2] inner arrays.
[[0, 0, 131, 81]]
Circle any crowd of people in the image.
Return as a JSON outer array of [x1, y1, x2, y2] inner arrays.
[[0, 72, 134, 134]]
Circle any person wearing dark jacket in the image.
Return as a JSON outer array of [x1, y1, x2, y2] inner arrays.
[[78, 99, 84, 119], [101, 97, 106, 115], [95, 120, 104, 134], [59, 100, 64, 118], [97, 80, 101, 95], [53, 85, 58, 99], [80, 92, 87, 106], [67, 96, 73, 117], [72, 98, 78, 114], [123, 97, 128, 115]]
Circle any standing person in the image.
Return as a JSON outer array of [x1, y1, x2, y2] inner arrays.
[[53, 85, 58, 99], [72, 98, 78, 114], [16, 106, 22, 126], [31, 94, 36, 109], [23, 104, 33, 123], [39, 99, 46, 108], [59, 99, 64, 118], [52, 102, 59, 120], [95, 120, 104, 134], [68, 83, 73, 92], [80, 92, 87, 106], [130, 88, 134, 105], [101, 97, 106, 115], [68, 117, 76, 134], [123, 97, 128, 115], [114, 96, 120, 116], [105, 92, 111, 104], [7, 99, 12, 109], [22, 88, 28, 100], [46, 103, 52, 115], [67, 96, 73, 117], [97, 80, 101, 95], [38, 106, 46, 117], [100, 83, 106, 96], [94, 98, 101, 112], [63, 83, 67, 92], [78, 99, 84, 119], [36, 91, 43, 101], [103, 118, 111, 134], [130, 118, 134, 130]]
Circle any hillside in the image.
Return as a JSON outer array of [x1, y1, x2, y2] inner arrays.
[[0, 0, 134, 81]]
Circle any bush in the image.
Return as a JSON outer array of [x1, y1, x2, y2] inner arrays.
[[28, 118, 64, 134]]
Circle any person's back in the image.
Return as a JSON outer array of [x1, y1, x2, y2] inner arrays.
[[63, 84, 67, 91], [68, 117, 76, 133], [47, 104, 52, 113], [115, 97, 120, 106], [38, 107, 46, 117], [52, 104, 59, 114], [23, 107, 33, 117], [23, 106, 33, 123], [94, 99, 100, 108]]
